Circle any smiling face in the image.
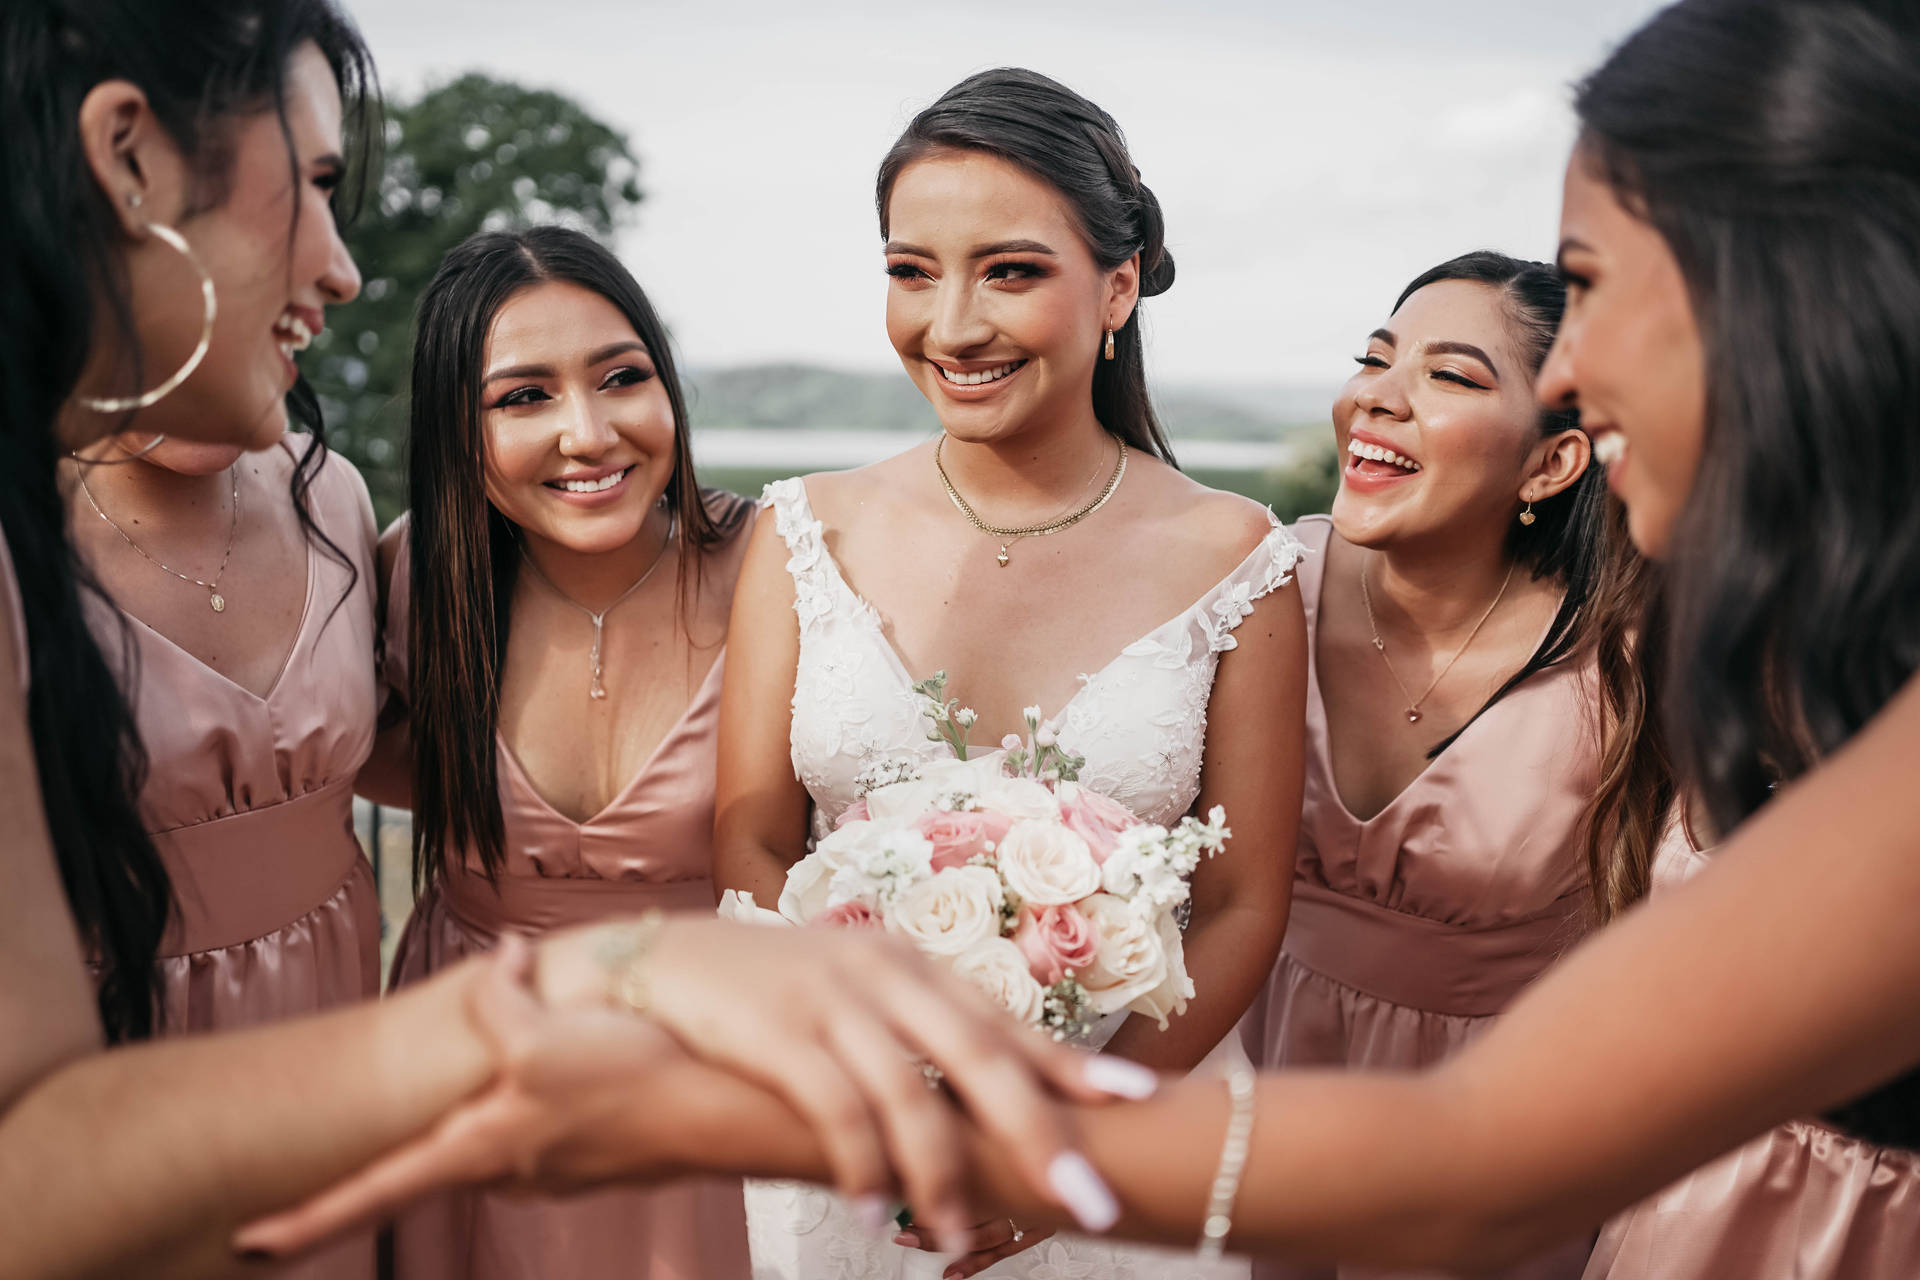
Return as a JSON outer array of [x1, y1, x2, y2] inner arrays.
[[882, 149, 1136, 445], [1329, 278, 1554, 549], [1538, 147, 1708, 558], [478, 280, 677, 555], [115, 42, 360, 450]]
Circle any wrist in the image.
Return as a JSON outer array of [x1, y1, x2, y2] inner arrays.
[[369, 958, 500, 1120]]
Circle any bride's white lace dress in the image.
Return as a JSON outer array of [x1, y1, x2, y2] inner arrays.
[[747, 478, 1305, 1280]]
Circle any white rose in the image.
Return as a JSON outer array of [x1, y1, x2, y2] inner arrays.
[[997, 820, 1101, 906], [1125, 910, 1194, 1029], [951, 937, 1048, 1025], [864, 755, 1005, 825], [717, 889, 794, 927], [885, 866, 1005, 957], [1077, 893, 1169, 1016], [864, 778, 939, 827], [979, 775, 1062, 822], [778, 832, 859, 924]]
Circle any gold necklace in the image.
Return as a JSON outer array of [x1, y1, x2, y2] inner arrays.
[[934, 434, 1127, 567], [76, 465, 240, 613], [1360, 555, 1516, 725], [517, 511, 676, 700]]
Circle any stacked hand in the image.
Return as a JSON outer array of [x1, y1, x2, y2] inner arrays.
[[234, 918, 1156, 1260]]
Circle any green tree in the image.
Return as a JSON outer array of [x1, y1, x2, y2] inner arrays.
[[307, 74, 644, 525]]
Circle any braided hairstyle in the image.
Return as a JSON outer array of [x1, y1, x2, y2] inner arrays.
[[876, 68, 1178, 465]]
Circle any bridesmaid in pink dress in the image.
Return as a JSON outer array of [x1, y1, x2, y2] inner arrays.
[[378, 226, 754, 1280], [65, 430, 382, 1280], [1241, 253, 1619, 1280]]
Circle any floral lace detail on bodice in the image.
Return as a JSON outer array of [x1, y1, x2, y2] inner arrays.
[[764, 475, 1306, 834]]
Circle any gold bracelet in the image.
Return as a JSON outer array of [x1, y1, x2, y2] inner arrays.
[[1197, 1066, 1257, 1259], [596, 910, 668, 1014]]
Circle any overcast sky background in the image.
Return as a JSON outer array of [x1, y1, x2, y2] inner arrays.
[[343, 0, 1669, 401]]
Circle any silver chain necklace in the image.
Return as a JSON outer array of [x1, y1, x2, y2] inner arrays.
[[76, 464, 240, 613], [517, 511, 677, 700]]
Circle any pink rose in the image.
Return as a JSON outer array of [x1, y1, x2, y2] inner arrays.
[[813, 900, 882, 930], [911, 809, 1013, 872], [834, 798, 870, 829], [1012, 904, 1101, 986], [1056, 782, 1136, 863]]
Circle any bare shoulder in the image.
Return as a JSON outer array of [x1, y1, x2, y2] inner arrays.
[[793, 445, 930, 533], [1133, 457, 1281, 577]]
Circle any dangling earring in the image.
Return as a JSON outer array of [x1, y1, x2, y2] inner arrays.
[[79, 215, 219, 414], [1518, 501, 1537, 527], [1102, 328, 1115, 361]]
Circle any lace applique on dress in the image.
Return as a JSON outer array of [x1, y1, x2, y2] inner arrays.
[[750, 479, 1299, 1280]]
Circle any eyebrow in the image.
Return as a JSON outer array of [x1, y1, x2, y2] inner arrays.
[[1366, 329, 1499, 377], [1555, 236, 1594, 270], [882, 239, 1058, 259], [483, 341, 650, 384]]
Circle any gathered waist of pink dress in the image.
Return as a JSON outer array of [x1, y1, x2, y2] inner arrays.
[[153, 777, 363, 956], [440, 862, 716, 938], [1282, 879, 1585, 1017]]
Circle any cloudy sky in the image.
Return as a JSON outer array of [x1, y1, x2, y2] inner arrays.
[[344, 0, 1668, 398]]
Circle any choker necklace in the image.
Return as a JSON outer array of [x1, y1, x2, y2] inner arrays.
[[76, 464, 239, 613], [518, 511, 676, 700], [1360, 555, 1516, 725], [934, 434, 1126, 567]]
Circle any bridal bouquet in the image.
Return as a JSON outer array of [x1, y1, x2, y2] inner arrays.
[[722, 673, 1230, 1040]]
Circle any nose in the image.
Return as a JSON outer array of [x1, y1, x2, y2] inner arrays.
[[558, 386, 620, 458], [1537, 323, 1578, 412], [1353, 362, 1411, 420], [926, 275, 994, 355], [320, 217, 361, 305]]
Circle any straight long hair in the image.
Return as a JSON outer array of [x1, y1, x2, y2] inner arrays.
[[0, 0, 374, 1042], [876, 68, 1179, 466], [1576, 0, 1920, 1145], [407, 226, 749, 890]]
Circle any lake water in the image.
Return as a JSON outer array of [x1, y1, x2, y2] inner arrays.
[[691, 427, 1307, 472]]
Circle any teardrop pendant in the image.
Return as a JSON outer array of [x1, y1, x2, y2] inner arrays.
[[209, 590, 226, 613]]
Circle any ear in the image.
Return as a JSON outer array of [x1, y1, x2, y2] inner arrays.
[[1521, 427, 1592, 503], [77, 80, 193, 236], [1103, 252, 1142, 333]]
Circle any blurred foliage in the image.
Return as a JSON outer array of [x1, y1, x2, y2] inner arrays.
[[307, 74, 644, 526]]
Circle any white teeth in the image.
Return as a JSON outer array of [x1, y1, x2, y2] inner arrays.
[[273, 313, 314, 354], [1346, 438, 1421, 472], [938, 361, 1022, 386], [1592, 433, 1627, 466], [556, 467, 629, 494]]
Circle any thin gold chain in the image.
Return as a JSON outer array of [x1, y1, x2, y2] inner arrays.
[[517, 511, 677, 700], [934, 434, 1126, 566], [76, 464, 239, 613], [1360, 554, 1516, 725]]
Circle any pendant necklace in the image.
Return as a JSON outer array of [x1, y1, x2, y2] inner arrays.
[[518, 511, 677, 700], [76, 464, 240, 613], [1360, 555, 1515, 725], [934, 434, 1126, 567]]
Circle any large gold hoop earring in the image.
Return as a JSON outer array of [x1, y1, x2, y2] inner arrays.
[[79, 223, 218, 414]]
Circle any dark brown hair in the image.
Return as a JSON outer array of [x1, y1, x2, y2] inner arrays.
[[406, 225, 748, 889]]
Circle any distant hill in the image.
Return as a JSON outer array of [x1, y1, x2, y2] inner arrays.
[[681, 364, 1334, 441]]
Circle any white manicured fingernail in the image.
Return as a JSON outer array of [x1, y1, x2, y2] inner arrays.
[[854, 1194, 890, 1233], [1048, 1151, 1120, 1232], [1084, 1055, 1159, 1099]]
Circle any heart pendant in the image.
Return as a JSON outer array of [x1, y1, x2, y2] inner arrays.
[[995, 548, 1010, 567], [1405, 708, 1422, 724]]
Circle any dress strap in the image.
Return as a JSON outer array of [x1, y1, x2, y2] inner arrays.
[[760, 478, 840, 634], [1197, 509, 1310, 654], [0, 525, 27, 696]]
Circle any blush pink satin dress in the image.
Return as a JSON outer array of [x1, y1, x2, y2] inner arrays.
[[1581, 825, 1920, 1278], [85, 442, 382, 1280], [1241, 516, 1597, 1280], [383, 525, 751, 1280]]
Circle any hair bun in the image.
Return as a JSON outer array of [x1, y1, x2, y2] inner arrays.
[[1140, 245, 1176, 298], [1133, 180, 1175, 298]]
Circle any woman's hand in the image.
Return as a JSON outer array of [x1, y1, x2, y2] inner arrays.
[[539, 916, 1153, 1247], [895, 1216, 1055, 1278]]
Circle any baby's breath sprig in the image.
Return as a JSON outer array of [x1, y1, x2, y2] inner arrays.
[[912, 670, 977, 761], [1004, 704, 1086, 783], [1039, 974, 1097, 1043]]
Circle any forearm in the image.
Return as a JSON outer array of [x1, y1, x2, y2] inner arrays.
[[354, 718, 413, 809], [1103, 899, 1286, 1071], [711, 824, 805, 907], [0, 965, 494, 1280]]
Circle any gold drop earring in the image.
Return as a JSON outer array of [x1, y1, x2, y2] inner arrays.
[[1103, 327, 1115, 360], [1518, 500, 1537, 526]]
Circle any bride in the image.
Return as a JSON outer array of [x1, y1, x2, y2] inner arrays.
[[715, 68, 1308, 1279]]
